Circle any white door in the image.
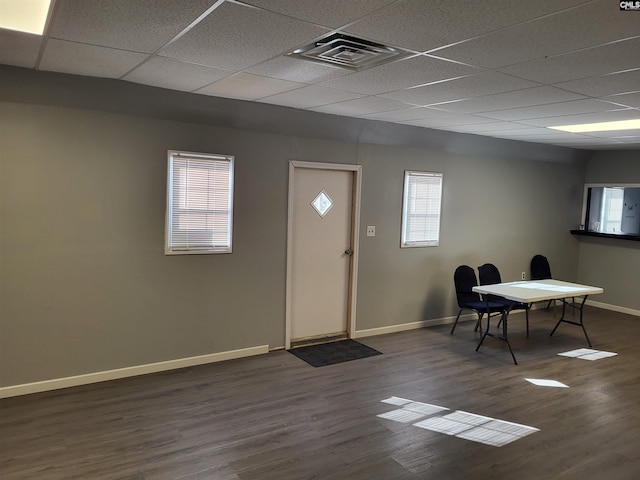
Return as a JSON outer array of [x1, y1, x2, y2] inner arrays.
[[286, 162, 361, 348]]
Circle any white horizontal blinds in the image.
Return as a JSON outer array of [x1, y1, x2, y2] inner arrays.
[[402, 171, 442, 247], [167, 152, 233, 253]]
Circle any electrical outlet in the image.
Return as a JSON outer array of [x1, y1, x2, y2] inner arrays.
[[367, 226, 376, 237], [521, 272, 526, 280]]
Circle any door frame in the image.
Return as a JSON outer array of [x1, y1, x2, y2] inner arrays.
[[285, 161, 362, 349]]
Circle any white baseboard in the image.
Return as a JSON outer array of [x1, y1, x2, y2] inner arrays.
[[353, 301, 637, 340], [6, 301, 634, 399], [354, 308, 534, 339], [355, 313, 477, 338], [0, 345, 269, 399], [586, 300, 640, 317]]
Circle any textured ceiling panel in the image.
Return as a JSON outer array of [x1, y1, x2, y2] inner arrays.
[[403, 115, 498, 128], [1, 0, 638, 149], [432, 86, 586, 115], [195, 72, 304, 100], [607, 92, 640, 108], [124, 57, 232, 92], [381, 71, 540, 105], [519, 108, 640, 128], [246, 56, 350, 84], [584, 129, 640, 139], [50, 0, 216, 53], [160, 2, 328, 71], [433, 1, 640, 69], [0, 30, 42, 68], [318, 55, 480, 95], [40, 39, 148, 78], [361, 107, 449, 122], [554, 69, 640, 97], [240, 0, 397, 28], [447, 121, 533, 133], [479, 99, 625, 121], [344, 0, 587, 52], [498, 37, 640, 84], [258, 85, 363, 109], [310, 96, 410, 116]]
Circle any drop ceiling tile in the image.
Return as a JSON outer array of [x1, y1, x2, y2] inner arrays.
[[160, 2, 329, 71], [246, 56, 350, 84], [478, 99, 620, 121], [124, 57, 232, 92], [344, 0, 586, 52], [498, 37, 640, 84], [402, 115, 497, 128], [541, 133, 609, 142], [503, 137, 571, 144], [50, 0, 215, 53], [0, 30, 42, 68], [310, 96, 409, 116], [581, 130, 640, 139], [487, 127, 560, 137], [605, 93, 640, 108], [195, 72, 304, 100], [39, 39, 148, 78], [240, 0, 397, 28], [318, 55, 480, 95], [433, 1, 640, 69], [613, 136, 640, 144], [381, 71, 539, 106], [258, 85, 363, 109], [520, 108, 640, 128], [431, 86, 585, 115], [448, 121, 533, 133], [554, 69, 640, 97], [361, 107, 449, 122], [548, 137, 623, 147]]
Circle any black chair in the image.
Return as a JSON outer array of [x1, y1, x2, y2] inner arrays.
[[478, 263, 530, 337], [531, 253, 576, 314], [530, 254, 552, 280], [451, 265, 505, 335], [530, 254, 553, 309]]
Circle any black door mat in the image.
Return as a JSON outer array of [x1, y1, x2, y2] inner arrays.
[[289, 339, 382, 367]]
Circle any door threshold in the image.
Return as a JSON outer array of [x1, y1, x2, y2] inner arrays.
[[290, 333, 348, 349]]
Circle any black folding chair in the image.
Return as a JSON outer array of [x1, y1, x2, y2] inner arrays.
[[478, 263, 530, 337], [451, 265, 504, 335], [530, 254, 555, 309]]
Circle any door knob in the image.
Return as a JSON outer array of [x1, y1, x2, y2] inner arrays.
[[344, 248, 353, 256]]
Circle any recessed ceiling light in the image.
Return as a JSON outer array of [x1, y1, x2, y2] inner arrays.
[[0, 0, 52, 35], [549, 119, 640, 133]]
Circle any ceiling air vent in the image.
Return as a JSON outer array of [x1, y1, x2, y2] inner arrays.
[[288, 33, 409, 71]]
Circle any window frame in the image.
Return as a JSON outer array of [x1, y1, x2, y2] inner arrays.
[[400, 170, 443, 248], [165, 150, 234, 255], [581, 182, 640, 233]]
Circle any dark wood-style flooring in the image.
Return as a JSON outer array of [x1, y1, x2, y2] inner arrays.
[[1, 306, 639, 479]]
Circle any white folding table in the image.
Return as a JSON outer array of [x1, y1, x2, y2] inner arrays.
[[472, 279, 604, 364]]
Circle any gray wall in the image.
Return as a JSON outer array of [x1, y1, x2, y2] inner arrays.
[[577, 151, 640, 311], [0, 67, 602, 387]]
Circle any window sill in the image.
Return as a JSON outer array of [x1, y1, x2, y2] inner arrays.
[[570, 230, 640, 242]]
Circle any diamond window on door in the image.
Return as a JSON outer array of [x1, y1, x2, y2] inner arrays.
[[311, 190, 333, 217]]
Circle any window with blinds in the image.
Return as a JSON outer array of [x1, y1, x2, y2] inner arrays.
[[401, 171, 443, 248], [165, 151, 234, 254]]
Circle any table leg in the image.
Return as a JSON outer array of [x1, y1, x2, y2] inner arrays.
[[549, 295, 592, 347], [476, 303, 517, 365]]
